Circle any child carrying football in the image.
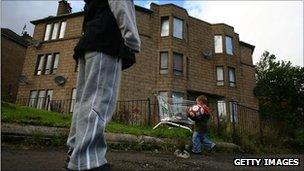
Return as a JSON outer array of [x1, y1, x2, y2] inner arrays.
[[187, 95, 216, 154]]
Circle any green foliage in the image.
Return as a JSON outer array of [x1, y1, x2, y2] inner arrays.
[[255, 51, 304, 131]]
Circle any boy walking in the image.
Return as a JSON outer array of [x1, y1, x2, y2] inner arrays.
[[188, 95, 216, 154]]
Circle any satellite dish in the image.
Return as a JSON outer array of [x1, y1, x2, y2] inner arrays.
[[18, 75, 28, 84], [54, 76, 66, 86], [202, 49, 212, 59]]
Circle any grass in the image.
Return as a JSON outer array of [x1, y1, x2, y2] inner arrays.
[[1, 102, 193, 139], [2, 102, 229, 141], [106, 122, 192, 139], [3, 102, 296, 154], [1, 102, 71, 128]]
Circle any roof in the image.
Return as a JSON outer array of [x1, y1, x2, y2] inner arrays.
[[31, 11, 84, 25], [1, 28, 29, 47], [150, 2, 188, 14], [29, 3, 255, 49], [31, 5, 153, 25], [239, 41, 255, 52]]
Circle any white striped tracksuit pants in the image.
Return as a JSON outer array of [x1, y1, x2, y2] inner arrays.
[[67, 51, 122, 170]]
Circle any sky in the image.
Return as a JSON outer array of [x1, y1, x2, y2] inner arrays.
[[1, 0, 303, 67]]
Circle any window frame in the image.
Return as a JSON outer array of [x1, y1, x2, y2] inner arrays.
[[28, 90, 38, 107], [214, 35, 223, 53], [36, 89, 47, 109], [45, 89, 53, 111], [44, 53, 53, 75], [160, 16, 170, 37], [229, 101, 238, 123], [173, 52, 183, 76], [51, 22, 60, 40], [28, 89, 53, 110], [35, 54, 46, 76], [228, 67, 236, 87], [59, 21, 67, 39], [52, 53, 60, 74], [159, 52, 169, 75], [173, 17, 183, 39], [35, 53, 60, 76], [216, 66, 224, 86], [44, 23, 53, 41], [43, 20, 67, 41], [172, 91, 184, 114], [225, 36, 233, 55], [217, 100, 227, 122]]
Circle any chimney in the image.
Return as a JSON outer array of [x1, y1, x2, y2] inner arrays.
[[57, 0, 72, 16]]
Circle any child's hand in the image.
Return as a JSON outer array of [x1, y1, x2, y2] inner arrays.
[[189, 111, 195, 117]]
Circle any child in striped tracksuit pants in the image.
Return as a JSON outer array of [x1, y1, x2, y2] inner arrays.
[[66, 0, 141, 170]]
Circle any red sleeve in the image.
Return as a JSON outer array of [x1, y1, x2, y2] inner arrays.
[[202, 105, 211, 115]]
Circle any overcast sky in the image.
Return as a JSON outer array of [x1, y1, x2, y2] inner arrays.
[[1, 0, 303, 66]]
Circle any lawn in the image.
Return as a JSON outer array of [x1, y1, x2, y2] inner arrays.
[[1, 102, 194, 139], [1, 102, 71, 128]]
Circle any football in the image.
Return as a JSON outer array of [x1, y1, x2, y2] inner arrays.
[[187, 105, 203, 117]]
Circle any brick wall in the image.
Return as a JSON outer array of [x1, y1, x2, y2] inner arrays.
[[17, 3, 259, 111], [1, 36, 27, 102]]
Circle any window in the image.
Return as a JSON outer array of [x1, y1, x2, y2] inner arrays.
[[28, 90, 38, 107], [172, 92, 184, 114], [59, 21, 67, 39], [173, 17, 183, 39], [70, 88, 77, 113], [44, 24, 52, 41], [37, 90, 46, 109], [173, 53, 183, 76], [36, 55, 46, 75], [225, 36, 233, 55], [217, 101, 227, 122], [158, 91, 169, 118], [228, 67, 236, 87], [229, 101, 237, 123], [44, 21, 67, 41], [186, 57, 189, 79], [35, 53, 59, 75], [53, 53, 60, 74], [160, 52, 168, 74], [46, 90, 53, 111], [28, 89, 53, 110], [161, 17, 169, 37], [214, 35, 223, 53], [51, 22, 60, 40], [216, 66, 224, 86], [44, 54, 53, 75]]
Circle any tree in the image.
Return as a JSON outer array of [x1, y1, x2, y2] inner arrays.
[[255, 51, 304, 132]]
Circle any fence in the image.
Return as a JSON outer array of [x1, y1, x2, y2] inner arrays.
[[112, 98, 153, 125], [15, 97, 262, 144], [16, 98, 76, 114]]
